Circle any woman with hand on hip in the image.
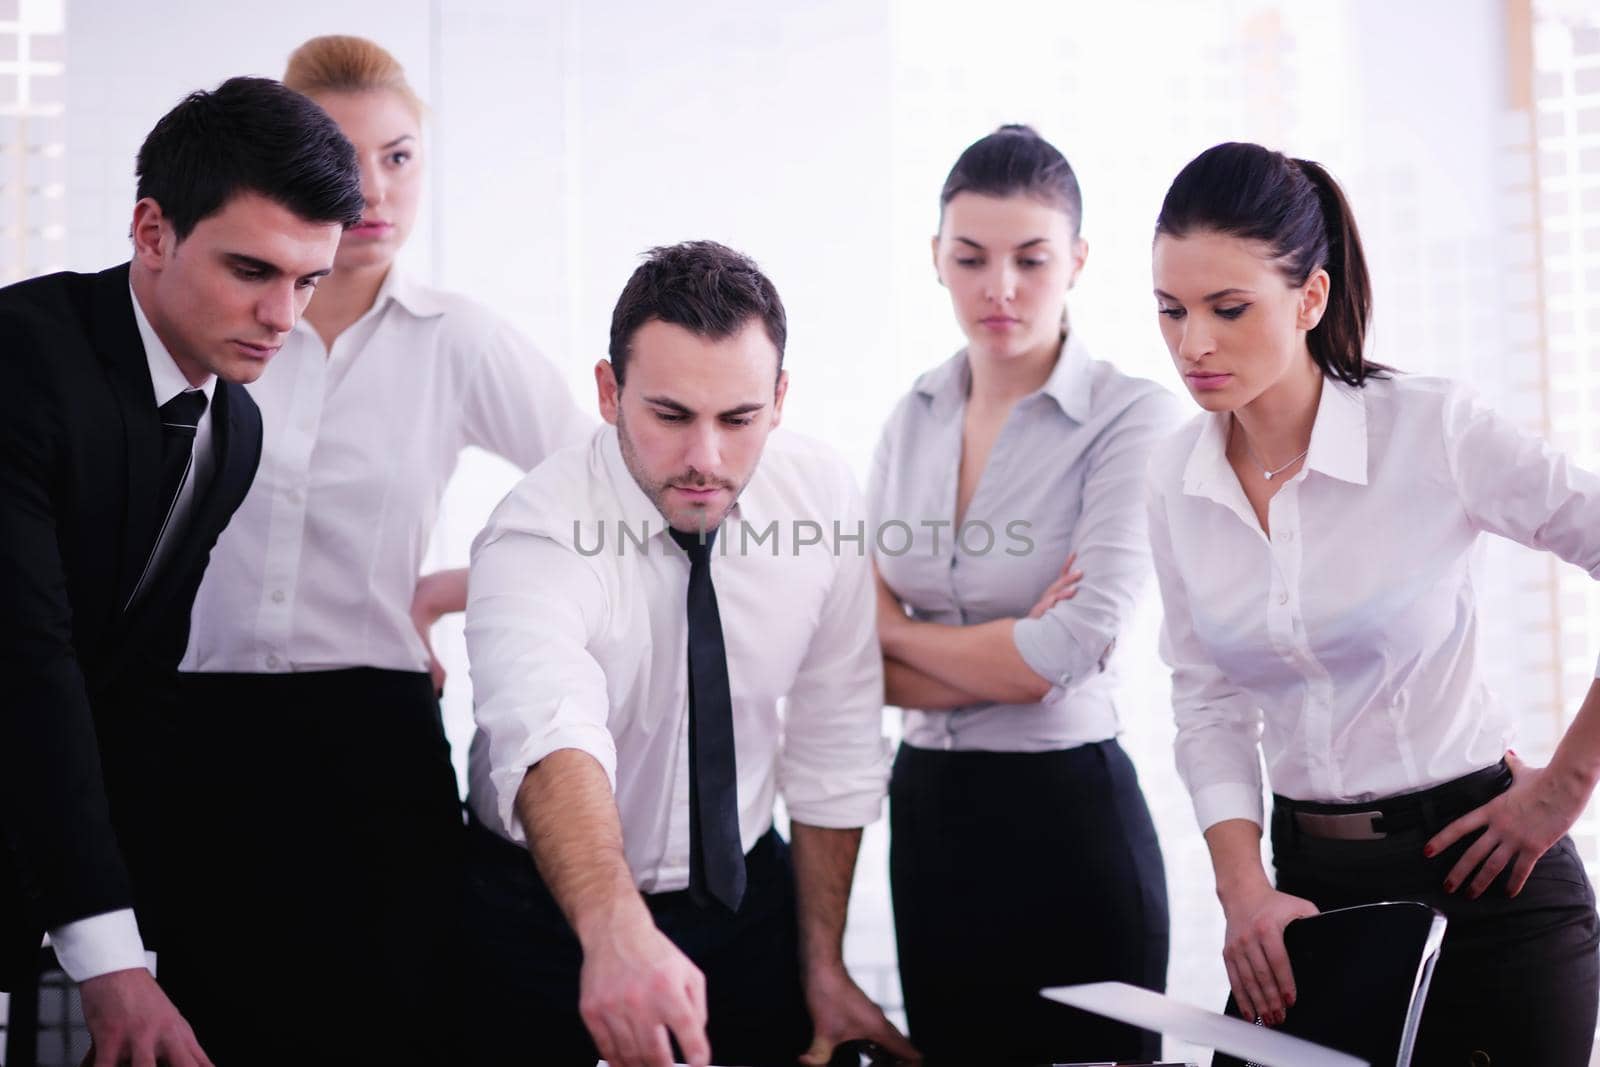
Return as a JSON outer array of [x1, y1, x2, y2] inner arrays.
[[162, 36, 592, 1066], [1148, 140, 1600, 1065], [871, 125, 1179, 1065]]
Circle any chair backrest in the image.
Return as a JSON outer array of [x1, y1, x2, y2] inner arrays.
[[1213, 901, 1446, 1067]]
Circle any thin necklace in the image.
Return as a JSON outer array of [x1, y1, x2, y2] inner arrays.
[[1233, 421, 1309, 481]]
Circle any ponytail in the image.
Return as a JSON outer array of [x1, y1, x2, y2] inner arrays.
[[1293, 158, 1374, 386]]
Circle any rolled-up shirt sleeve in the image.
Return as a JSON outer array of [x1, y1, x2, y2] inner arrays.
[[778, 472, 891, 828], [1012, 389, 1183, 692], [466, 525, 615, 844], [1149, 483, 1267, 831]]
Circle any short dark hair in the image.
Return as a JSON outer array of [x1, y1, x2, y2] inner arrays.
[[1156, 141, 1386, 387], [939, 124, 1083, 235], [607, 240, 787, 387], [135, 76, 364, 241]]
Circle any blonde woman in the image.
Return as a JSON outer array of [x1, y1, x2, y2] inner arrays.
[[162, 36, 592, 1065]]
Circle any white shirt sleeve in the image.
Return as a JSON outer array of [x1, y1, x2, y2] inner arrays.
[[461, 318, 595, 470], [465, 525, 617, 844], [1444, 384, 1600, 577], [777, 471, 891, 829], [1440, 384, 1600, 679], [1149, 482, 1267, 832], [48, 908, 149, 982]]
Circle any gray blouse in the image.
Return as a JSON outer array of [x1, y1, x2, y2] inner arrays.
[[869, 332, 1183, 752]]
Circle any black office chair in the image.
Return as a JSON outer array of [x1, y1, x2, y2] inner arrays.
[[1213, 901, 1447, 1067]]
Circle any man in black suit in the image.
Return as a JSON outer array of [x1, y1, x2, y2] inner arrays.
[[0, 76, 363, 1066]]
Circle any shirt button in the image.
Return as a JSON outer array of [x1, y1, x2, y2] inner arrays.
[[1283, 530, 1295, 542], [285, 488, 302, 503], [270, 589, 286, 604], [265, 653, 282, 669], [1278, 592, 1289, 605]]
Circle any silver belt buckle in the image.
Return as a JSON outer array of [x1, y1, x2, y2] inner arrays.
[[1295, 809, 1386, 840]]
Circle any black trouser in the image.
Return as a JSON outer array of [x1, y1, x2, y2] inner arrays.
[[1272, 761, 1600, 1067], [889, 740, 1170, 1065], [462, 814, 810, 1066], [160, 669, 465, 1067]]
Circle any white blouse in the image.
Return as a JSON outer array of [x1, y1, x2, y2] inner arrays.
[[181, 270, 593, 675], [871, 334, 1182, 752], [1149, 374, 1600, 832]]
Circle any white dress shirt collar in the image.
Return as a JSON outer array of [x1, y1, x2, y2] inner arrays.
[[1182, 374, 1370, 504], [377, 267, 450, 321], [128, 279, 216, 408]]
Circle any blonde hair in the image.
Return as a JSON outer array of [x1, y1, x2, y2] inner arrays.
[[283, 35, 424, 117]]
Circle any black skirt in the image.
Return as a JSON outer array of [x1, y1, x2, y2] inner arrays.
[[159, 668, 465, 1067], [889, 738, 1170, 1065]]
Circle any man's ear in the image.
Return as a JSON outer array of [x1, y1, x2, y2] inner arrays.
[[595, 359, 621, 426], [770, 369, 789, 430], [130, 197, 174, 272]]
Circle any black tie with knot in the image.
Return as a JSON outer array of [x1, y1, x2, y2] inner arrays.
[[668, 526, 746, 913], [127, 389, 207, 610]]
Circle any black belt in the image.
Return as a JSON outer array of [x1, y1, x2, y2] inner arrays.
[[1272, 760, 1511, 842]]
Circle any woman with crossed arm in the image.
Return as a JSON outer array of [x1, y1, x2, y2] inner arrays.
[[870, 125, 1180, 1065]]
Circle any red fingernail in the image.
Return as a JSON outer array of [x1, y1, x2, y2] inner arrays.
[[1444, 880, 1456, 892], [1423, 845, 1434, 857]]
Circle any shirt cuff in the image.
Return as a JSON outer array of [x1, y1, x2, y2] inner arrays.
[[1011, 615, 1101, 696], [781, 753, 891, 830], [48, 909, 150, 982], [1190, 781, 1265, 834], [784, 786, 886, 831]]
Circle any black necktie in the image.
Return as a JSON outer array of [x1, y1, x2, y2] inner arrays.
[[127, 389, 208, 609], [669, 527, 746, 913]]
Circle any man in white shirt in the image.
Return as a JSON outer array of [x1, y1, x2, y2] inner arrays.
[[462, 241, 916, 1067], [0, 77, 362, 1066]]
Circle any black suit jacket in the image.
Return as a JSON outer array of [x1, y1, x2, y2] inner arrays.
[[0, 263, 263, 989]]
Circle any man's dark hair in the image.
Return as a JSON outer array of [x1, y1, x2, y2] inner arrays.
[[607, 240, 787, 387], [135, 76, 364, 241]]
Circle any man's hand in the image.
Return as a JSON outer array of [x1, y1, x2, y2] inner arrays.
[[1426, 750, 1593, 898], [577, 903, 711, 1067], [798, 963, 919, 1066], [78, 967, 213, 1067]]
